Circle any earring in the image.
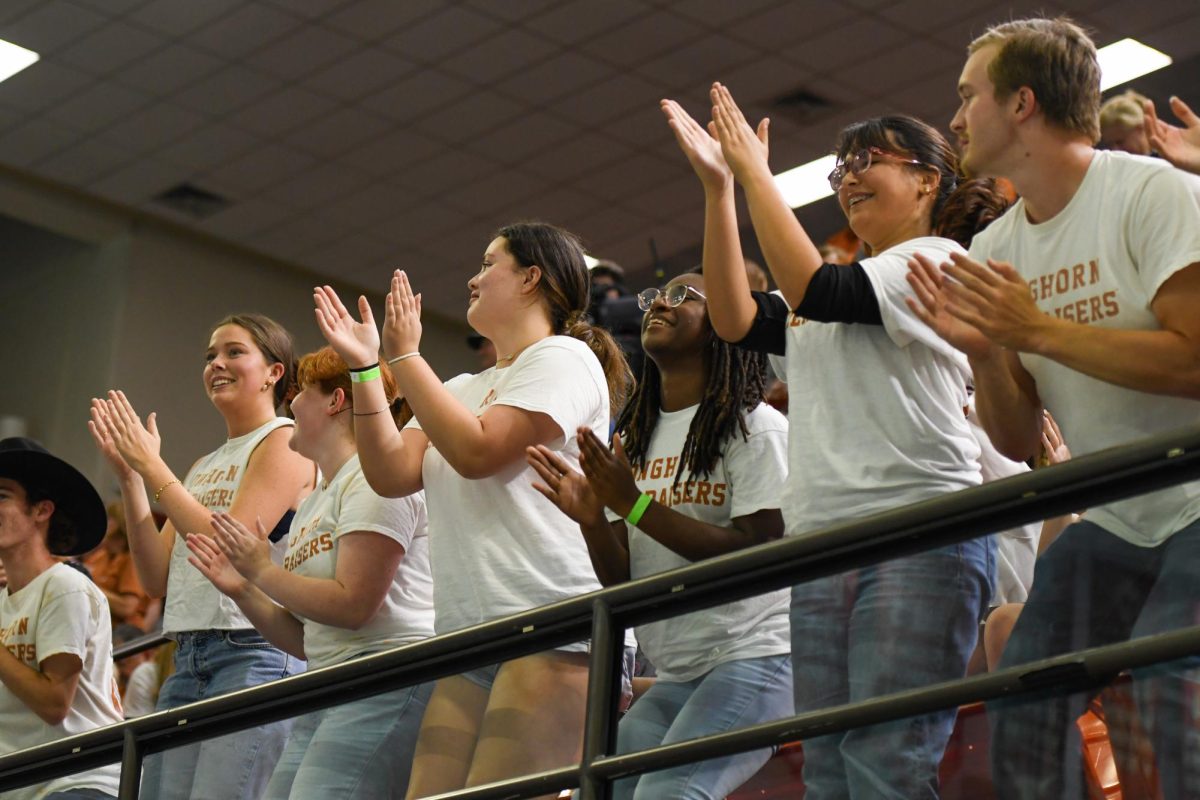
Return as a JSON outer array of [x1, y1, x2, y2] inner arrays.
[[262, 380, 274, 392]]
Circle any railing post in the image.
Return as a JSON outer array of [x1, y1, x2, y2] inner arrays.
[[118, 727, 141, 800], [579, 598, 621, 800]]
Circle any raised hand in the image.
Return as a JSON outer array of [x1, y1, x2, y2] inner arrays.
[[88, 399, 136, 481], [186, 532, 249, 597], [661, 98, 732, 192], [314, 285, 381, 369], [906, 253, 1000, 360], [577, 428, 643, 519], [709, 82, 771, 185], [98, 390, 162, 476], [1144, 96, 1200, 175], [527, 444, 605, 526], [382, 270, 423, 360], [209, 512, 272, 583]]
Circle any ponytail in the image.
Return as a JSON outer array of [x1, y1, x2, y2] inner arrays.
[[563, 311, 634, 417], [933, 177, 1013, 248]]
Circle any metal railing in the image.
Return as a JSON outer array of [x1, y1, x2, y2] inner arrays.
[[4, 422, 1200, 799]]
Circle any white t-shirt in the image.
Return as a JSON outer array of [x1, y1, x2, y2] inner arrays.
[[284, 453, 434, 670], [969, 151, 1200, 546], [123, 659, 159, 718], [410, 335, 612, 636], [0, 563, 122, 799], [605, 403, 791, 682], [781, 237, 982, 535], [967, 400, 1038, 605], [164, 417, 295, 634]]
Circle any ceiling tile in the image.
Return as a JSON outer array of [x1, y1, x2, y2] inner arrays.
[[549, 72, 665, 126], [69, 0, 147, 14], [464, 0, 559, 22], [439, 26, 559, 83], [694, 56, 815, 109], [0, 60, 94, 110], [0, 0, 108, 52], [190, 4, 304, 60], [154, 123, 260, 172], [835, 40, 961, 97], [562, 202, 648, 247], [381, 199, 468, 243], [0, 0, 48, 25], [396, 149, 499, 201], [1088, 0, 1200, 37], [114, 43, 224, 96], [250, 213, 353, 260], [360, 69, 473, 121], [582, 10, 706, 67], [497, 187, 602, 229], [0, 117, 82, 167], [635, 33, 758, 90], [605, 100, 683, 148], [575, 152, 681, 203], [228, 85, 339, 138], [623, 173, 705, 220], [303, 47, 417, 102], [87, 157, 187, 205], [96, 103, 208, 152], [779, 18, 910, 74], [323, 0, 444, 40], [283, 106, 393, 158], [44, 82, 152, 132], [172, 65, 282, 116], [35, 137, 134, 184], [261, 161, 376, 212], [522, 131, 632, 181], [317, 182, 423, 229], [198, 198, 293, 239], [876, 0, 999, 30], [244, 22, 361, 81], [458, 112, 578, 164], [0, 102, 25, 136], [56, 20, 168, 75], [260, 0, 357, 19], [203, 143, 318, 194], [307, 233, 401, 277], [495, 52, 614, 105], [412, 90, 526, 145], [440, 166, 544, 218], [130, 0, 243, 37], [336, 129, 447, 176], [728, 2, 858, 49], [668, 0, 781, 27], [521, 0, 649, 45], [383, 6, 502, 62]]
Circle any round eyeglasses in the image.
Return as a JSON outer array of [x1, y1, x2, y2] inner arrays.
[[827, 146, 928, 192], [636, 284, 706, 311]]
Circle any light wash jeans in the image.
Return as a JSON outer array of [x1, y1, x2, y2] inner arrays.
[[990, 518, 1200, 799], [790, 538, 993, 799], [264, 678, 434, 800], [140, 630, 304, 800], [613, 653, 793, 800]]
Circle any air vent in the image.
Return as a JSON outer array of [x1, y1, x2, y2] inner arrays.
[[769, 87, 834, 123], [152, 183, 231, 219]]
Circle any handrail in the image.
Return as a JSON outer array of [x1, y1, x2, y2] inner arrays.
[[113, 633, 169, 661], [2, 422, 1199, 798]]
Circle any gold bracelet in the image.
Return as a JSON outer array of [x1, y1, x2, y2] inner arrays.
[[154, 479, 179, 504]]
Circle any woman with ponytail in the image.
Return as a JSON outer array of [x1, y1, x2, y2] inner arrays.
[[313, 221, 632, 799], [663, 86, 1010, 799], [88, 313, 313, 800]]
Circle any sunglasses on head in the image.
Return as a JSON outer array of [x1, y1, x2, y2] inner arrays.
[[827, 146, 928, 192], [636, 284, 706, 311]]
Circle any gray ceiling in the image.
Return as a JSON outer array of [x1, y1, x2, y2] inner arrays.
[[0, 0, 1197, 317]]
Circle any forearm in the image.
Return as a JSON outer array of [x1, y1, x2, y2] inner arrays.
[[970, 350, 1042, 461], [227, 582, 306, 659], [251, 563, 379, 630], [390, 358, 489, 474], [701, 186, 758, 342], [741, 171, 824, 309], [118, 474, 172, 597], [631, 502, 764, 562], [0, 649, 72, 725], [349, 378, 421, 497], [578, 519, 630, 586], [1028, 317, 1200, 399]]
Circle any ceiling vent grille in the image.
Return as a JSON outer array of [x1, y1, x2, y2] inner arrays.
[[152, 183, 231, 219], [769, 87, 834, 123]]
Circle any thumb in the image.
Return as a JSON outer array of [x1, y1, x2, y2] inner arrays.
[[147, 412, 159, 437], [255, 515, 268, 538], [612, 434, 629, 464], [1170, 95, 1200, 127], [757, 117, 770, 146], [358, 295, 375, 325]]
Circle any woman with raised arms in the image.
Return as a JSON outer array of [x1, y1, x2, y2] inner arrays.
[[313, 221, 632, 799], [527, 269, 793, 799], [89, 314, 313, 800], [662, 86, 1008, 798]]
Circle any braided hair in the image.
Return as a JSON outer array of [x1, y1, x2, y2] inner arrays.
[[615, 315, 770, 489]]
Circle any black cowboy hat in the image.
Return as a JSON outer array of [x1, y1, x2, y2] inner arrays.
[[0, 438, 106, 555]]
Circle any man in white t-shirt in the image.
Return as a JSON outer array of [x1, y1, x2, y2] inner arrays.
[[907, 17, 1200, 799], [0, 438, 122, 800]]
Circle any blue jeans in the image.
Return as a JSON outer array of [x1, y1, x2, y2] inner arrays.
[[790, 538, 993, 799], [264, 678, 434, 800], [141, 630, 304, 800], [990, 518, 1200, 799], [614, 653, 793, 800]]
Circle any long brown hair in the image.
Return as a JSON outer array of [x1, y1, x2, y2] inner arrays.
[[212, 313, 298, 412], [495, 222, 634, 414]]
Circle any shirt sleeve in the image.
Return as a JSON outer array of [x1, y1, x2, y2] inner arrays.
[[334, 470, 421, 551], [722, 407, 789, 519], [733, 291, 790, 356], [37, 587, 102, 663], [795, 263, 883, 325], [491, 340, 606, 444], [1127, 166, 1200, 299], [404, 373, 474, 432]]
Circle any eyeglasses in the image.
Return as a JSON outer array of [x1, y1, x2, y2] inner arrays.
[[827, 146, 928, 192], [636, 284, 706, 311]]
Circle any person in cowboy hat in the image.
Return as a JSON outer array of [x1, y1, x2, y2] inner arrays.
[[0, 437, 123, 800]]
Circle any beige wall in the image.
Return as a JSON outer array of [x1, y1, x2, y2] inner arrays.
[[0, 167, 475, 498]]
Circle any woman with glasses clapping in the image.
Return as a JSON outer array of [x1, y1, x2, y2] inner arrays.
[[662, 85, 1009, 799]]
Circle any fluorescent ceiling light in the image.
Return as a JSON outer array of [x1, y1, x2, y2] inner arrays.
[[0, 38, 38, 84], [775, 154, 837, 209], [1097, 38, 1171, 91]]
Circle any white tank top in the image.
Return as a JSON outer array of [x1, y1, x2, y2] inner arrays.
[[163, 417, 295, 634]]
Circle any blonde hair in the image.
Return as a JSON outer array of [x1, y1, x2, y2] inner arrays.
[[1100, 89, 1149, 131], [969, 17, 1101, 142]]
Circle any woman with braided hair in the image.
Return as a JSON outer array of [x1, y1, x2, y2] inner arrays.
[[313, 221, 633, 800], [528, 270, 792, 800]]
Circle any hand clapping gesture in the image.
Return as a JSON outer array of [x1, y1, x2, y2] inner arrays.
[[88, 398, 137, 481], [90, 390, 163, 476], [661, 98, 733, 193], [207, 512, 273, 584], [383, 270, 423, 360], [906, 253, 998, 360], [709, 82, 771, 185], [1144, 96, 1200, 175], [576, 428, 644, 519], [185, 532, 250, 597], [527, 445, 605, 527], [313, 285, 382, 370]]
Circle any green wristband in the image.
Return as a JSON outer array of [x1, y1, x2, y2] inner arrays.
[[349, 365, 381, 383], [625, 493, 653, 527]]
